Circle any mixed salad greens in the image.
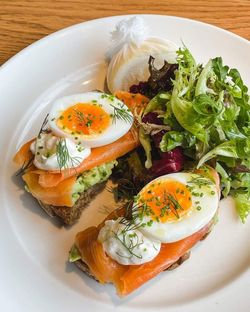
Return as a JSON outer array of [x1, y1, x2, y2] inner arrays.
[[129, 46, 250, 223]]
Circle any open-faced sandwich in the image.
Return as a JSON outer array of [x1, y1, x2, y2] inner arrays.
[[14, 91, 148, 225], [69, 166, 220, 296]]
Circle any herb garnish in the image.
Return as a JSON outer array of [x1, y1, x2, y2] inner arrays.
[[114, 229, 144, 260], [16, 155, 34, 176], [110, 103, 133, 124], [38, 114, 49, 137], [111, 201, 152, 260], [73, 109, 94, 128], [108, 178, 138, 201], [56, 138, 81, 171], [187, 176, 214, 187], [16, 114, 49, 176]]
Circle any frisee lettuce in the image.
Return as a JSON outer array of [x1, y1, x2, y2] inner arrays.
[[139, 127, 152, 169], [156, 46, 250, 222], [233, 193, 250, 223]]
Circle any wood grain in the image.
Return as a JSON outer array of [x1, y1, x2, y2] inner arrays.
[[0, 0, 250, 65]]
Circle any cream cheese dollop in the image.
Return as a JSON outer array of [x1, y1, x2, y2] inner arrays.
[[30, 132, 91, 171], [98, 218, 161, 265], [107, 16, 178, 93]]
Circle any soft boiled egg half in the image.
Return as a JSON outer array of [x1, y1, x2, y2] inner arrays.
[[135, 172, 219, 243], [98, 170, 219, 265], [48, 92, 133, 148]]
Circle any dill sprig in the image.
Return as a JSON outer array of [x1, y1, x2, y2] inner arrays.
[[108, 178, 138, 201], [73, 109, 85, 123], [16, 155, 35, 176], [118, 201, 148, 231], [165, 193, 181, 219], [56, 138, 82, 171], [16, 114, 49, 176], [38, 114, 49, 137], [110, 201, 146, 259], [114, 229, 144, 259], [110, 103, 133, 124], [73, 108, 93, 128]]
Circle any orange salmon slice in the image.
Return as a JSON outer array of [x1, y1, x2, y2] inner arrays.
[[74, 219, 212, 296]]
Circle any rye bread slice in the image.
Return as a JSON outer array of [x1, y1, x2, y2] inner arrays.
[[38, 181, 106, 225]]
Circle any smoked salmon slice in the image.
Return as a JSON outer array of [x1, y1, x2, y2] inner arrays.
[[14, 130, 138, 206], [74, 217, 212, 296], [117, 221, 211, 296], [34, 129, 138, 188], [115, 91, 149, 115], [75, 227, 127, 285], [23, 172, 77, 207]]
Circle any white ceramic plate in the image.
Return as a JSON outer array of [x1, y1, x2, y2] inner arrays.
[[0, 15, 249, 312]]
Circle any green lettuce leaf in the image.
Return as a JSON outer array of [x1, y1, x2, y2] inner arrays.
[[69, 245, 81, 263], [160, 130, 196, 152], [197, 140, 239, 168], [212, 57, 229, 81], [233, 193, 250, 223], [139, 127, 152, 169], [171, 71, 209, 143], [160, 131, 183, 152], [215, 162, 231, 197], [144, 92, 171, 115], [195, 59, 216, 96], [193, 93, 223, 116], [158, 46, 250, 222]]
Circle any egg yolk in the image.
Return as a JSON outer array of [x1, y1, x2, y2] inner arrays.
[[138, 180, 192, 222], [57, 103, 111, 136]]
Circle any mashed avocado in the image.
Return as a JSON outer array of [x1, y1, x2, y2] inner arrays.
[[72, 160, 117, 203], [69, 245, 81, 262]]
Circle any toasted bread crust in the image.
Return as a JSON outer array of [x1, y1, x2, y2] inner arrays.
[[38, 182, 106, 225]]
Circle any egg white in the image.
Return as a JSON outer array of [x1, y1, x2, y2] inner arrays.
[[48, 92, 133, 148], [137, 172, 219, 243]]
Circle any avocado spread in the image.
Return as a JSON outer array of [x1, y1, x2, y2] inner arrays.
[[72, 160, 117, 203]]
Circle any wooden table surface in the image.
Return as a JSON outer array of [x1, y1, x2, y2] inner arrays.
[[1, 0, 250, 65]]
